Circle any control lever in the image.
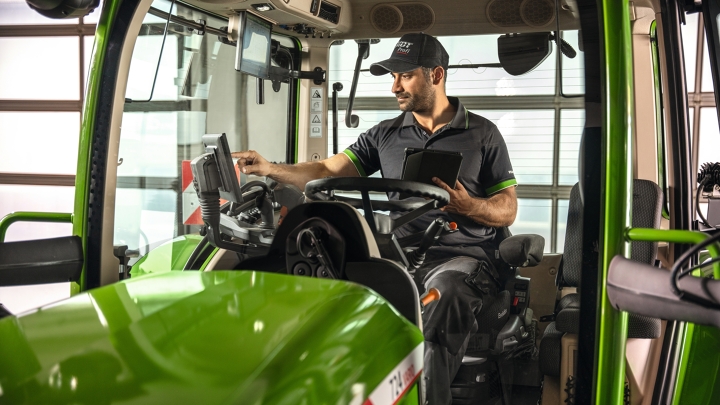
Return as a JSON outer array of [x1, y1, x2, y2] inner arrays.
[[406, 218, 445, 268], [420, 288, 441, 309]]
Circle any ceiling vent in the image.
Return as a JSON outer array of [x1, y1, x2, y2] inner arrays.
[[520, 0, 555, 27], [370, 4, 403, 34], [487, 0, 555, 28], [370, 2, 434, 34]]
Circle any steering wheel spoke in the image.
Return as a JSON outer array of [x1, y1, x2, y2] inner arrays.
[[304, 177, 449, 234]]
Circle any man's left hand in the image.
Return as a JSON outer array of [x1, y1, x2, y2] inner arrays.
[[432, 177, 473, 215]]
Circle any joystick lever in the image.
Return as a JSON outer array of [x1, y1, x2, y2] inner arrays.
[[406, 218, 445, 268]]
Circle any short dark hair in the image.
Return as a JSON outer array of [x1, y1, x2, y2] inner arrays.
[[421, 66, 446, 90]]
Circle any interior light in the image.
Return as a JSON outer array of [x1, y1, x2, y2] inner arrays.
[[252, 3, 275, 12]]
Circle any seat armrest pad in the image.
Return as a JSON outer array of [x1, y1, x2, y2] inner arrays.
[[499, 234, 545, 267]]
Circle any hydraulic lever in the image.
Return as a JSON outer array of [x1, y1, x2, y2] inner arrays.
[[406, 218, 445, 269]]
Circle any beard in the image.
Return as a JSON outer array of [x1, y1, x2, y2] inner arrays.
[[396, 80, 435, 112]]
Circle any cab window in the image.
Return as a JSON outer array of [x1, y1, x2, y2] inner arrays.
[[328, 32, 585, 252], [114, 0, 297, 257]]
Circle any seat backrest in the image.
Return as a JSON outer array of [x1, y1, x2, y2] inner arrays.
[[562, 180, 663, 287], [561, 184, 584, 287]]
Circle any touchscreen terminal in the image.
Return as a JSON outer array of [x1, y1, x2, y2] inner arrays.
[[400, 148, 462, 199], [202, 133, 244, 203], [234, 11, 272, 79]]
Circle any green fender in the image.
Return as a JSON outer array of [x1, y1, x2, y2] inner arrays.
[[0, 271, 423, 404], [131, 235, 211, 277]]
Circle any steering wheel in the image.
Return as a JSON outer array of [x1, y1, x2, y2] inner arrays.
[[304, 177, 450, 235]]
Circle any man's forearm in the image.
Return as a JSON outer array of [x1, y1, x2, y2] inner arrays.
[[462, 192, 517, 228], [266, 161, 332, 190]]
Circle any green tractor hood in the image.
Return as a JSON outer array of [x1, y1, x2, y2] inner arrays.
[[0, 270, 424, 404]]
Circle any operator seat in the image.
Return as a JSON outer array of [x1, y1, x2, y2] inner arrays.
[[538, 180, 663, 403], [450, 232, 545, 405], [237, 201, 422, 326]]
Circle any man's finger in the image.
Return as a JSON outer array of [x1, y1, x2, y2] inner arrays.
[[454, 180, 466, 191], [432, 176, 451, 191]]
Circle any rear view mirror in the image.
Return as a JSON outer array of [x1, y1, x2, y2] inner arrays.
[[497, 33, 552, 76], [26, 0, 99, 19]]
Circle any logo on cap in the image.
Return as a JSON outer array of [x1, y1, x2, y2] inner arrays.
[[396, 41, 413, 55]]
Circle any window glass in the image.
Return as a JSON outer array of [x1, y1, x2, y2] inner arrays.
[[556, 199, 569, 253], [702, 34, 714, 92], [683, 13, 699, 93], [0, 112, 80, 174], [0, 283, 71, 314], [0, 185, 74, 242], [561, 30, 585, 95], [441, 35, 555, 96], [330, 110, 406, 153], [509, 198, 552, 253], [472, 109, 555, 185], [0, 37, 80, 100], [329, 34, 557, 98], [698, 107, 720, 168], [83, 35, 95, 88], [115, 1, 295, 254], [559, 109, 585, 185], [0, 0, 75, 25]]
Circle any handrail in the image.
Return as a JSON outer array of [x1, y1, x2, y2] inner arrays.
[[0, 212, 73, 242], [625, 227, 720, 278]]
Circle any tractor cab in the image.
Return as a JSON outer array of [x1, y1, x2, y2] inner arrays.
[[6, 0, 720, 404]]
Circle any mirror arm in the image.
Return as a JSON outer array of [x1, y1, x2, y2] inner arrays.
[[346, 42, 370, 128]]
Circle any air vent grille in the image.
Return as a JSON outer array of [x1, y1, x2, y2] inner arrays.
[[396, 3, 434, 31], [370, 4, 403, 34], [318, 1, 340, 24], [487, 0, 524, 27], [520, 0, 554, 27], [370, 3, 434, 34]]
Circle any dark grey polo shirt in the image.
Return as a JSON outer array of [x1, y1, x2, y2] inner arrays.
[[342, 97, 517, 247]]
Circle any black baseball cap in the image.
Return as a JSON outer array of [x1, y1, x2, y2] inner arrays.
[[369, 33, 450, 76]]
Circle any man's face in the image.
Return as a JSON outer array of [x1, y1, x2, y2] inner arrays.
[[391, 67, 435, 113]]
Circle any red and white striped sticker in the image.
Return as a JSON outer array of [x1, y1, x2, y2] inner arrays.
[[363, 343, 423, 405], [181, 160, 203, 225]]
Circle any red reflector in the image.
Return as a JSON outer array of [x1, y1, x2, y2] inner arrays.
[[449, 222, 458, 230], [513, 297, 519, 306]]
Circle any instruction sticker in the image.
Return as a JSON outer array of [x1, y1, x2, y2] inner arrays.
[[310, 87, 324, 138]]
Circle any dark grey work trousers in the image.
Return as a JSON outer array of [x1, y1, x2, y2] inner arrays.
[[412, 247, 500, 405]]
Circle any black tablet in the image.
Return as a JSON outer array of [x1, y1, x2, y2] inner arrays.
[[400, 148, 463, 198]]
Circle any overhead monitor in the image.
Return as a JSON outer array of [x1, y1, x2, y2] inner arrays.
[[234, 11, 272, 80]]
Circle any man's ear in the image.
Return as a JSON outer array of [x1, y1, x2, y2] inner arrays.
[[432, 66, 445, 85]]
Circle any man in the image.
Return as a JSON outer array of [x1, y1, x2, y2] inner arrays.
[[232, 33, 517, 404]]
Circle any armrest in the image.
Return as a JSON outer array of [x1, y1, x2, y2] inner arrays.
[[499, 234, 545, 267]]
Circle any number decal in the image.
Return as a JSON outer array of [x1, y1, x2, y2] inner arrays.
[[363, 343, 423, 405]]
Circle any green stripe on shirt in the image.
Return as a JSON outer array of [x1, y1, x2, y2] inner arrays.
[[486, 178, 518, 195], [342, 149, 367, 177]]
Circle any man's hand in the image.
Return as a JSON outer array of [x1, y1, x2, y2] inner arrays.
[[431, 176, 518, 228], [432, 177, 473, 215], [231, 150, 271, 176]]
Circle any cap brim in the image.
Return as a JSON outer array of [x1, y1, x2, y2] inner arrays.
[[369, 59, 422, 76]]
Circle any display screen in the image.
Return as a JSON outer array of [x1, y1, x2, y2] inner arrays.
[[235, 12, 272, 79]]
